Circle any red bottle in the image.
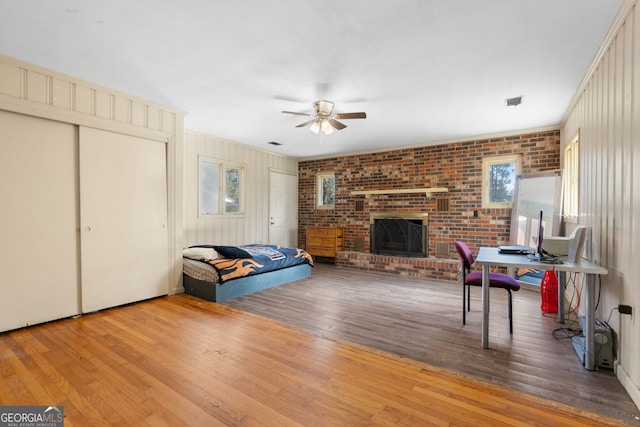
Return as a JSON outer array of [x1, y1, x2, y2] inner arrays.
[[540, 270, 558, 313]]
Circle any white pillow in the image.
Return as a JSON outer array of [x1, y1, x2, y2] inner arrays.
[[182, 247, 218, 261]]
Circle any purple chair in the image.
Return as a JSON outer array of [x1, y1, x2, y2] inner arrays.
[[454, 240, 520, 333]]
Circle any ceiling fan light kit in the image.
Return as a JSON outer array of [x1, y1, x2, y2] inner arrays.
[[282, 100, 366, 136], [321, 119, 334, 134]]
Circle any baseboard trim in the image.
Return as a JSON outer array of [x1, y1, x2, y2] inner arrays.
[[615, 360, 640, 413]]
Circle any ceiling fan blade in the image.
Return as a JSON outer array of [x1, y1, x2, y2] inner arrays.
[[282, 110, 312, 117], [329, 119, 347, 130], [296, 120, 315, 128], [335, 112, 367, 120]]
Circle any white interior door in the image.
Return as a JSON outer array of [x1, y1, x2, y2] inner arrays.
[[79, 127, 168, 312], [0, 111, 80, 331], [269, 170, 298, 247]]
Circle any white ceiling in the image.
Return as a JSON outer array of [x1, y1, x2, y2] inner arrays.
[[0, 1, 623, 159]]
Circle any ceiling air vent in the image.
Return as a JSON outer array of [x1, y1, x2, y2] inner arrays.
[[505, 96, 523, 107]]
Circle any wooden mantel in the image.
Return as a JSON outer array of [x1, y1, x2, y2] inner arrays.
[[350, 187, 448, 198]]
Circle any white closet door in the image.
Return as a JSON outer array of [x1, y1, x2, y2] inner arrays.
[[0, 111, 80, 332], [79, 127, 168, 312]]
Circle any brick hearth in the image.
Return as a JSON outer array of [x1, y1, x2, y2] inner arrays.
[[336, 251, 459, 282]]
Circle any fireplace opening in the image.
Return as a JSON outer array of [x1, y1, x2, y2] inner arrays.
[[370, 217, 427, 257]]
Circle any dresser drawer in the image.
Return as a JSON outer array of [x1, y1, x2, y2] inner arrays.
[[306, 245, 335, 257], [307, 236, 336, 246], [306, 226, 344, 263], [312, 227, 338, 237]]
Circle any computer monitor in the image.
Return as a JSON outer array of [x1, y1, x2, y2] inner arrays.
[[536, 210, 546, 259]]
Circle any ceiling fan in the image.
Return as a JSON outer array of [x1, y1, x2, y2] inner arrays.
[[282, 100, 366, 135]]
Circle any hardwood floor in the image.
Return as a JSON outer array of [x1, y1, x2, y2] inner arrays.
[[0, 293, 633, 426], [223, 262, 640, 426], [0, 263, 637, 426]]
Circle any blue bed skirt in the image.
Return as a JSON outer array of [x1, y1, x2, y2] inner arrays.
[[183, 263, 311, 302]]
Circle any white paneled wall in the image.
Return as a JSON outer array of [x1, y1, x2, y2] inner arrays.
[[183, 131, 298, 247], [0, 55, 178, 140], [561, 0, 640, 408]]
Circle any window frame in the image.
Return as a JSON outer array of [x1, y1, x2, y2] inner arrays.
[[316, 171, 336, 209], [563, 133, 580, 222], [481, 154, 522, 208], [198, 155, 246, 217]]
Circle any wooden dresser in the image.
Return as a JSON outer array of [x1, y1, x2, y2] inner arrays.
[[306, 226, 344, 263]]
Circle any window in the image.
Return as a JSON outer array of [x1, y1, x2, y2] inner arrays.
[[199, 156, 245, 216], [316, 172, 335, 208], [563, 134, 580, 221], [482, 154, 521, 208]]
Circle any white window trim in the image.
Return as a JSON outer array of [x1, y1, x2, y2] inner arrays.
[[316, 171, 335, 209], [563, 133, 580, 223], [198, 155, 246, 217], [482, 154, 522, 208]]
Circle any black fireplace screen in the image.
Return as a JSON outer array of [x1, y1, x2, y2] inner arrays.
[[371, 217, 427, 257]]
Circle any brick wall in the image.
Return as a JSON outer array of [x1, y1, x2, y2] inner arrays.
[[298, 130, 560, 268]]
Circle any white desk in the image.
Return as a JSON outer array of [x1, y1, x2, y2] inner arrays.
[[475, 247, 607, 370]]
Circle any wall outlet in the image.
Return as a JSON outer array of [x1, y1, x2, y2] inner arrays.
[[619, 304, 633, 315]]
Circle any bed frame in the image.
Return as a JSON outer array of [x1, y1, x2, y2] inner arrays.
[[183, 263, 311, 302]]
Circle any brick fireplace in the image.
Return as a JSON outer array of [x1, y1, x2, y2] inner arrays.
[[370, 212, 428, 257], [297, 129, 561, 280]]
